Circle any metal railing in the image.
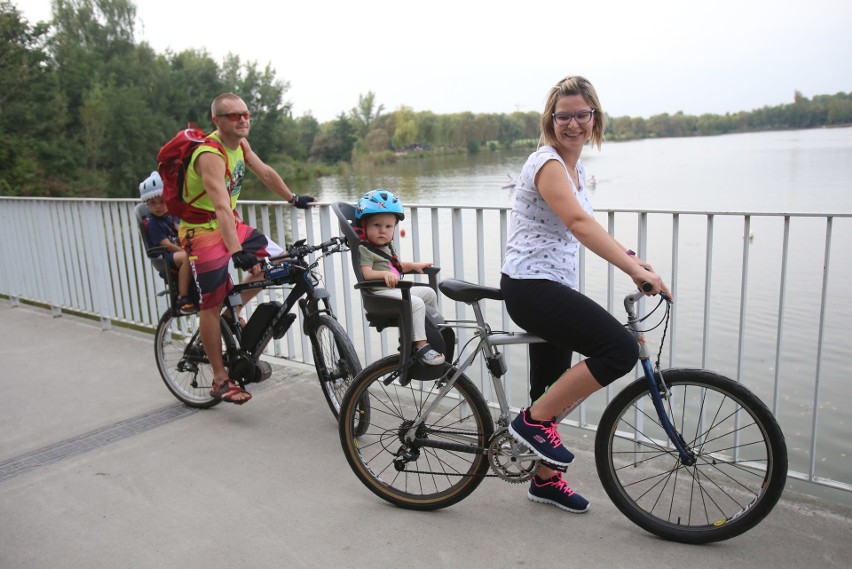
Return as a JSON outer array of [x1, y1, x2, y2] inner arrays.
[[1, 196, 850, 495]]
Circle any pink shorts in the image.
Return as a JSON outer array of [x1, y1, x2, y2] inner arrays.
[[179, 220, 270, 309]]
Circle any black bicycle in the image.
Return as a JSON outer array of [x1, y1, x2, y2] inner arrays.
[[154, 236, 362, 419]]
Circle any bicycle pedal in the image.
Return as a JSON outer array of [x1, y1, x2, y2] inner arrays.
[[541, 461, 568, 473]]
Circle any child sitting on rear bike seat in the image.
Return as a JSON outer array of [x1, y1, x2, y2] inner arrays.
[[356, 190, 444, 366], [139, 171, 197, 315]]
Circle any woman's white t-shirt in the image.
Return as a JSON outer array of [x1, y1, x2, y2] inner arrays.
[[501, 145, 593, 289]]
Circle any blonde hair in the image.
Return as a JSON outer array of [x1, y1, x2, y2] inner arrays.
[[539, 76, 606, 150]]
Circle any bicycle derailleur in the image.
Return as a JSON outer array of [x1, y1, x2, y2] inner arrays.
[[487, 429, 539, 484], [393, 420, 421, 471]]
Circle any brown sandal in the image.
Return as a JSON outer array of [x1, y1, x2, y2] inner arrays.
[[210, 379, 252, 405]]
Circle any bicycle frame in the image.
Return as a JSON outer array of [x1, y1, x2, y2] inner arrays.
[[401, 287, 695, 465], [179, 238, 345, 367], [222, 263, 333, 357], [400, 297, 543, 448]]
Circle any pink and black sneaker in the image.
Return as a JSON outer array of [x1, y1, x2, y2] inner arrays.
[[528, 472, 590, 513], [508, 408, 575, 467]]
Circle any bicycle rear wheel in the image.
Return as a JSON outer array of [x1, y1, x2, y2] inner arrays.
[[154, 311, 229, 408], [338, 355, 494, 510], [595, 368, 787, 544], [307, 314, 364, 423]]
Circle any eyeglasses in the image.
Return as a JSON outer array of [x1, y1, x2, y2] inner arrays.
[[216, 112, 251, 122], [552, 110, 595, 125]]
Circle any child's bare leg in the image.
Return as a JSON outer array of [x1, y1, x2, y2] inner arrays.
[[173, 251, 191, 297]]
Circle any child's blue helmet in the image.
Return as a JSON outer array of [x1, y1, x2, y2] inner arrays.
[[355, 189, 405, 221]]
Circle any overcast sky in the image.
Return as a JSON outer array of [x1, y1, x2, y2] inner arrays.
[[18, 0, 852, 122]]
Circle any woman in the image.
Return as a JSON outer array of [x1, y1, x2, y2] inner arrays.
[[502, 76, 672, 513]]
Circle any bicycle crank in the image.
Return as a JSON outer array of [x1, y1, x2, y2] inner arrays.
[[487, 429, 539, 483]]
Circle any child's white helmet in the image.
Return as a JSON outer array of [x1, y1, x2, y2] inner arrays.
[[139, 171, 163, 201]]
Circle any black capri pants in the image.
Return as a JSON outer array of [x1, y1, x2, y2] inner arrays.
[[500, 274, 638, 402]]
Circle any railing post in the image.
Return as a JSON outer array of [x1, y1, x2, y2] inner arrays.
[[809, 216, 833, 481], [702, 214, 714, 368]]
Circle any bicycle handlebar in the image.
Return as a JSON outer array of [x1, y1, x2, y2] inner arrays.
[[267, 236, 346, 263], [628, 286, 672, 308]]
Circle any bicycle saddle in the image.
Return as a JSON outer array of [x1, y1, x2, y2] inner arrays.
[[439, 279, 503, 303]]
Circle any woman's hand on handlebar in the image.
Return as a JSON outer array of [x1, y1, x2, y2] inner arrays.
[[633, 269, 673, 301]]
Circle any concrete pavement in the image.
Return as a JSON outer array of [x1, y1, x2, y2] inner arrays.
[[1, 302, 851, 569]]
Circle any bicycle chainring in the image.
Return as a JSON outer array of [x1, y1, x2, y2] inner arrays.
[[487, 429, 539, 483], [228, 352, 257, 383]]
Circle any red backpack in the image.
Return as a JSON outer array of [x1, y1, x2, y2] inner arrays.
[[156, 124, 242, 223]]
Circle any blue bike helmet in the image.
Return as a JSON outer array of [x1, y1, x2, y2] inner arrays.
[[355, 190, 405, 221]]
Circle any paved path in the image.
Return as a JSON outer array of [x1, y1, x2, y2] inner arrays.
[[1, 303, 851, 569]]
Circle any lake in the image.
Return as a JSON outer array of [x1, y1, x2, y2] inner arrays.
[[281, 126, 852, 214]]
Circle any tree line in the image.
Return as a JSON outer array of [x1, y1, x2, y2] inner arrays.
[[2, 0, 850, 198]]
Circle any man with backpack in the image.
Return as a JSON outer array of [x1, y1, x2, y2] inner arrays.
[[177, 92, 314, 405]]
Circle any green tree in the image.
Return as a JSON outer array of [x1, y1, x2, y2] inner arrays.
[[0, 1, 69, 195], [497, 113, 526, 148], [310, 113, 356, 163], [159, 49, 225, 127], [351, 91, 384, 139], [296, 114, 320, 158], [391, 106, 417, 149]]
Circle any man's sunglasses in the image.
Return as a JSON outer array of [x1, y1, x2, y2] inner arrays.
[[216, 112, 251, 122]]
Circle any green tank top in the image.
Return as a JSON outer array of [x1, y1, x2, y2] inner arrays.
[[182, 132, 246, 229]]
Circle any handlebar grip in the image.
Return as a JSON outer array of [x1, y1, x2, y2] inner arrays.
[[321, 237, 341, 251], [641, 282, 654, 293]]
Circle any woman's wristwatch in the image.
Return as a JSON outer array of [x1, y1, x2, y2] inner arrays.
[[626, 249, 636, 257]]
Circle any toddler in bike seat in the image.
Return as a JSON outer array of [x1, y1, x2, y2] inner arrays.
[[356, 190, 444, 366], [139, 171, 197, 315]]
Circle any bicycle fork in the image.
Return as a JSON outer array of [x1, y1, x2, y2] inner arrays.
[[625, 290, 696, 466]]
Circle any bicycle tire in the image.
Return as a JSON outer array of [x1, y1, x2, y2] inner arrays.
[[595, 368, 787, 544], [307, 314, 365, 425], [154, 310, 232, 408], [338, 355, 494, 510]]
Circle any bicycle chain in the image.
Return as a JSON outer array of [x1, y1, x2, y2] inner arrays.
[[393, 428, 539, 483]]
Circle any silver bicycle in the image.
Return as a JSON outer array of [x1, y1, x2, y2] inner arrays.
[[338, 278, 787, 544]]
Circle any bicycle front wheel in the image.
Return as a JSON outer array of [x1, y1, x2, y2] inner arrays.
[[338, 355, 494, 510], [154, 311, 224, 408], [307, 314, 363, 422], [595, 368, 787, 544]]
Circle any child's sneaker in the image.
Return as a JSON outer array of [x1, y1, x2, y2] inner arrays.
[[416, 344, 445, 366], [508, 408, 575, 467], [177, 296, 198, 315], [528, 472, 590, 513]]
